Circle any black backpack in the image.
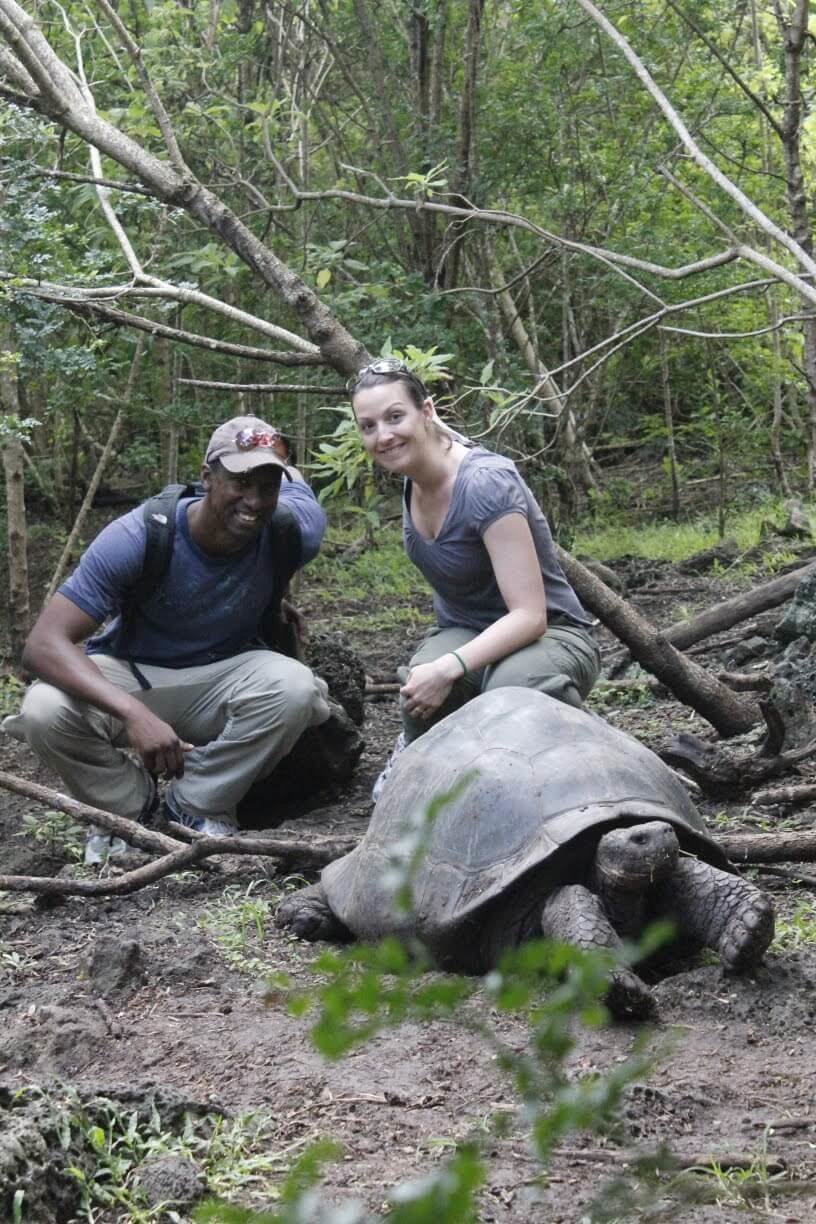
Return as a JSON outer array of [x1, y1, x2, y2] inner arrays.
[[117, 482, 303, 663]]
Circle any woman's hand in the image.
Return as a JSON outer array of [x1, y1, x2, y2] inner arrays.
[[400, 655, 462, 720]]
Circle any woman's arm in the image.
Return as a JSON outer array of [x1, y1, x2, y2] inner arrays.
[[400, 513, 547, 718]]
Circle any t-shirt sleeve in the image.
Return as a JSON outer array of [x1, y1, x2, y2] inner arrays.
[[466, 466, 529, 537], [279, 479, 327, 565], [58, 509, 147, 623]]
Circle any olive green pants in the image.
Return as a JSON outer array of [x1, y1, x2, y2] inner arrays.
[[401, 620, 601, 743]]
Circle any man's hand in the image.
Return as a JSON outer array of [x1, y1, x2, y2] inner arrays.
[[121, 704, 193, 778]]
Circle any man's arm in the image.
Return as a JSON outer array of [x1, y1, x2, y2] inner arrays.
[[279, 470, 327, 565], [23, 594, 191, 777]]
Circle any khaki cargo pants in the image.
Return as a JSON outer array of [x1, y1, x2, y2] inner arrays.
[[4, 650, 330, 824]]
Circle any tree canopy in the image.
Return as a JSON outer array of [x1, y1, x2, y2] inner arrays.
[[1, 0, 816, 517]]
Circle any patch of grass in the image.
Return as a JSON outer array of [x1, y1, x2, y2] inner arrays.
[[51, 1088, 308, 1220], [586, 680, 654, 712], [305, 527, 428, 604], [574, 499, 806, 564], [313, 605, 430, 635], [687, 1142, 786, 1211], [771, 899, 816, 953], [197, 882, 284, 976]]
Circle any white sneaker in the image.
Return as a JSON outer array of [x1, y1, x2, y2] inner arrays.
[[372, 731, 407, 803], [84, 829, 128, 865], [162, 792, 238, 837]]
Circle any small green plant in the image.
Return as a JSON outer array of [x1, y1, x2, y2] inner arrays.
[[587, 679, 654, 712], [771, 899, 816, 952], [17, 808, 84, 861], [688, 1137, 785, 1210], [0, 941, 40, 981], [198, 882, 283, 976]]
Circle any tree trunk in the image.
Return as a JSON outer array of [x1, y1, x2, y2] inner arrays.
[[557, 547, 759, 736], [0, 329, 31, 661], [659, 332, 680, 519], [1, 435, 31, 661], [777, 0, 816, 489]]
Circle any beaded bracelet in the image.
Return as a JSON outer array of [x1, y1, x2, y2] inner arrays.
[[450, 650, 469, 677]]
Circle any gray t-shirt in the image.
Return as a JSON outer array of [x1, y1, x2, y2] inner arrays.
[[403, 447, 591, 632]]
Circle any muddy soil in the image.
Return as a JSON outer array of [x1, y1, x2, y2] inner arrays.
[[2, 542, 816, 1222]]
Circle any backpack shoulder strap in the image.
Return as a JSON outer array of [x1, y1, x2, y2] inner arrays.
[[259, 504, 303, 654], [129, 482, 200, 610]]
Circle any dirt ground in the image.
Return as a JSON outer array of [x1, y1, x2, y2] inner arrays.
[[2, 538, 816, 1222]]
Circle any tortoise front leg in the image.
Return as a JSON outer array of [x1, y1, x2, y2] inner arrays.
[[276, 883, 351, 944], [541, 885, 657, 1021], [654, 858, 774, 972]]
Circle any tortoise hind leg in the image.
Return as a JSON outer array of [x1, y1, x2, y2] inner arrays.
[[655, 858, 774, 972], [541, 885, 657, 1021], [276, 882, 351, 944]]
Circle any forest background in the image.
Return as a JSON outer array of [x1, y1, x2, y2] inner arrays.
[[2, 0, 816, 646], [4, 4, 816, 1221]]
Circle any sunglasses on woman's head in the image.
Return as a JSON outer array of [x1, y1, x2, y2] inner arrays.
[[346, 359, 427, 395]]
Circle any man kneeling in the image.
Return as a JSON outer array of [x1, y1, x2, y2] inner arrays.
[[5, 416, 329, 862]]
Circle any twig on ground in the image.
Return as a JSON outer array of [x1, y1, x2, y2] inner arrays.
[[750, 863, 816, 889]]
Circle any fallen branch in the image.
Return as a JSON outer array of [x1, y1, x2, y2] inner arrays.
[[551, 1146, 786, 1174], [557, 548, 759, 736], [0, 821, 357, 895], [719, 828, 816, 864], [752, 781, 816, 806], [0, 768, 358, 896], [608, 560, 816, 675], [0, 769, 189, 856], [662, 729, 816, 798], [752, 863, 816, 889]]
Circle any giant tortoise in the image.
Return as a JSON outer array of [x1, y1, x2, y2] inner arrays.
[[276, 688, 774, 1018]]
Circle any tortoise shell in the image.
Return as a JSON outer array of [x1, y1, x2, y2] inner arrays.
[[321, 688, 727, 965]]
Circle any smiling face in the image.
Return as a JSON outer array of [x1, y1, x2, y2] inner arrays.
[[199, 461, 283, 551], [351, 379, 435, 473]]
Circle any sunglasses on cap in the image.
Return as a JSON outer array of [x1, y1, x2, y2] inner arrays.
[[346, 359, 428, 396], [234, 427, 282, 451]]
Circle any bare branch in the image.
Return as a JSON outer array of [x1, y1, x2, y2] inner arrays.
[[661, 313, 813, 339], [573, 0, 816, 278], [95, 0, 189, 175], [1, 161, 155, 196], [657, 164, 739, 242], [176, 378, 345, 394], [15, 293, 325, 365], [663, 0, 784, 140]]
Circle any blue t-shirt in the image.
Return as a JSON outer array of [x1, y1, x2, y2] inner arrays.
[[403, 447, 591, 632], [59, 481, 326, 667]]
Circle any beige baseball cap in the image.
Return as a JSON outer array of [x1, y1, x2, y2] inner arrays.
[[205, 416, 292, 478]]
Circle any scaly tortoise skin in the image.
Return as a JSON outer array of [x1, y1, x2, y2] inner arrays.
[[277, 688, 774, 1018]]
